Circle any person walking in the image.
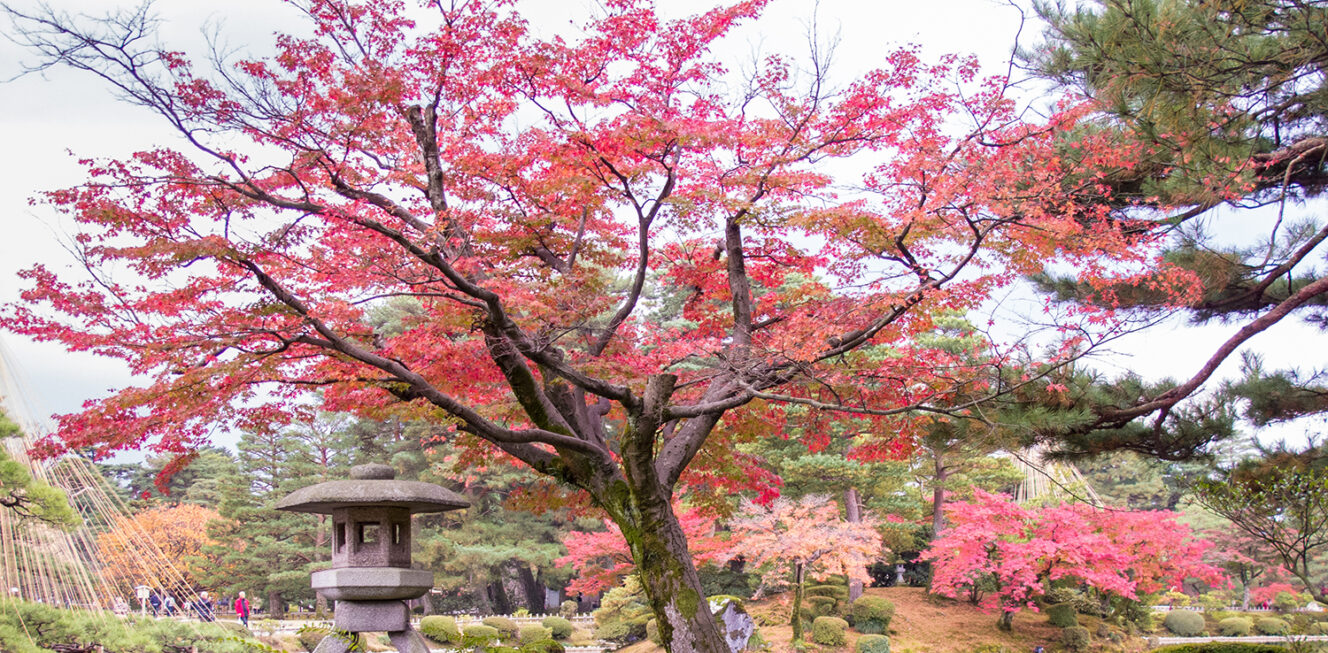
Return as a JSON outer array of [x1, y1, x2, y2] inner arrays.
[[148, 591, 161, 617], [194, 591, 215, 622], [234, 592, 251, 628], [163, 593, 177, 617]]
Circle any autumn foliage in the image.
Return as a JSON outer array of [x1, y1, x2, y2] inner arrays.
[[0, 0, 1178, 648], [924, 490, 1224, 620], [95, 503, 224, 596], [557, 507, 731, 595]]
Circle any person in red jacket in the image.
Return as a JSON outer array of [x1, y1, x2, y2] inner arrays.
[[234, 591, 251, 627]]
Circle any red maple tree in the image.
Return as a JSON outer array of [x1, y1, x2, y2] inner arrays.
[[924, 490, 1225, 629], [3, 1, 1160, 648]]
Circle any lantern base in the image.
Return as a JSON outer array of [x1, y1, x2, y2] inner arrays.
[[333, 599, 410, 632], [312, 567, 433, 601]]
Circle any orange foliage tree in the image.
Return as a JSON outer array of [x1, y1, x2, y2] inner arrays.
[[96, 503, 226, 597], [728, 495, 883, 642]]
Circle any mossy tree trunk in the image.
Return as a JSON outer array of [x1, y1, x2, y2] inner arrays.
[[790, 561, 807, 644], [583, 374, 729, 653]]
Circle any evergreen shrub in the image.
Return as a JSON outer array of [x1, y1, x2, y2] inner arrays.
[[850, 596, 895, 634], [855, 634, 890, 653], [1061, 626, 1091, 652], [519, 625, 553, 644], [1254, 617, 1290, 635], [807, 595, 839, 617], [521, 640, 565, 653], [541, 616, 574, 640], [420, 615, 461, 644], [484, 616, 520, 639], [1046, 602, 1078, 628], [811, 616, 848, 647], [463, 624, 501, 647], [560, 600, 578, 617], [1217, 617, 1252, 637], [1163, 610, 1207, 636]]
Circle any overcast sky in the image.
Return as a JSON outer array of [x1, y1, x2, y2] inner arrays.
[[0, 0, 1319, 449]]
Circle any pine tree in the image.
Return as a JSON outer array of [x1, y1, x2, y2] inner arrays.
[[1024, 0, 1328, 445]]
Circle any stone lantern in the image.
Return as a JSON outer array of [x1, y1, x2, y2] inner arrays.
[[276, 463, 468, 653]]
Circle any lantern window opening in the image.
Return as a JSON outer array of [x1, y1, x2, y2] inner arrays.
[[359, 522, 380, 547], [393, 522, 402, 545]]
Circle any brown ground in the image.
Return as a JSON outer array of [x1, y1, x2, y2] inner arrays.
[[621, 586, 1147, 653]]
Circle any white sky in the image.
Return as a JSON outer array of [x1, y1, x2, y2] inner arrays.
[[0, 0, 1320, 449]]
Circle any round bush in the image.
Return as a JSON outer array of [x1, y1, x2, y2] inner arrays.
[[808, 585, 850, 601], [850, 596, 895, 634], [521, 641, 565, 653], [1046, 602, 1079, 628], [1310, 622, 1328, 635], [806, 595, 839, 617], [1163, 610, 1207, 636], [541, 616, 574, 640], [811, 616, 848, 647], [484, 616, 520, 640], [1218, 617, 1252, 636], [855, 634, 890, 653], [1061, 626, 1091, 652], [463, 624, 501, 647], [1255, 617, 1290, 635], [559, 600, 578, 617], [419, 615, 461, 644], [519, 625, 553, 645]]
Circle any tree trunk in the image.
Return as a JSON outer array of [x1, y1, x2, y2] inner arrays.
[[614, 491, 727, 653], [487, 579, 512, 615], [932, 456, 950, 536], [791, 561, 807, 644], [997, 608, 1014, 631], [591, 376, 731, 653], [516, 565, 545, 612], [267, 591, 285, 620], [845, 487, 864, 603]]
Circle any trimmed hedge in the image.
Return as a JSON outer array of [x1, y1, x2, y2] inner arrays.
[[1217, 617, 1252, 637], [1163, 610, 1207, 636], [1254, 617, 1290, 635], [812, 616, 848, 647], [808, 584, 850, 601], [484, 616, 520, 639], [1310, 621, 1328, 635], [541, 616, 574, 640], [518, 625, 553, 645], [855, 634, 890, 653], [521, 639, 566, 653], [463, 624, 501, 647], [806, 595, 839, 617], [560, 600, 578, 617], [419, 615, 461, 644], [1046, 602, 1078, 628], [1061, 626, 1091, 652], [850, 596, 895, 634]]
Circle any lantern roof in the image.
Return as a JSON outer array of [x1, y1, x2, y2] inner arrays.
[[275, 463, 468, 514]]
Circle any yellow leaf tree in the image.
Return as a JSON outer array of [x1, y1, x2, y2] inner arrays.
[[96, 503, 226, 597]]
